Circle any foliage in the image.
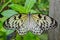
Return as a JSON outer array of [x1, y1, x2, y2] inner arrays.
[[9, 0, 36, 13], [1, 10, 18, 18], [24, 0, 36, 13], [23, 31, 40, 40], [15, 32, 48, 40], [0, 0, 49, 40], [9, 4, 26, 13], [0, 0, 11, 12]]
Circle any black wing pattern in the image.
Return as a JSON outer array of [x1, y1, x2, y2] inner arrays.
[[3, 14, 58, 35], [3, 14, 28, 35], [32, 14, 57, 31]]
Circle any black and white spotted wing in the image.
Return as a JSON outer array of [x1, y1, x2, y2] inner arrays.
[[3, 14, 28, 29], [3, 14, 58, 35], [32, 14, 57, 31]]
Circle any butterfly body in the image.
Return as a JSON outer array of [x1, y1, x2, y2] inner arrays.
[[3, 13, 57, 35]]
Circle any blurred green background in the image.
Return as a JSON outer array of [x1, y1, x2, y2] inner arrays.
[[0, 0, 49, 40]]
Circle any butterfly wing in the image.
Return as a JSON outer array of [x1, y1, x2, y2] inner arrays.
[[3, 14, 27, 30], [17, 26, 28, 35], [32, 14, 58, 31], [27, 14, 44, 35], [3, 13, 58, 35], [3, 14, 28, 35], [16, 14, 28, 35], [31, 25, 43, 35]]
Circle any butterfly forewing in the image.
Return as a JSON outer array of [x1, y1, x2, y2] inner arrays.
[[3, 14, 27, 30], [32, 14, 57, 31]]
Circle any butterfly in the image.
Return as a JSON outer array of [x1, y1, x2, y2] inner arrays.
[[3, 13, 58, 35]]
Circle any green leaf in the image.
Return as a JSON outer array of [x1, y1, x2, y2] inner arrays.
[[37, 0, 41, 4], [12, 0, 21, 3], [15, 34, 22, 40], [1, 10, 18, 18], [0, 31, 6, 40], [9, 4, 26, 13], [23, 31, 40, 40], [24, 32, 35, 40], [24, 0, 36, 13], [0, 17, 7, 29], [0, 21, 3, 28], [0, 17, 7, 23], [30, 10, 37, 13], [0, 17, 15, 35], [12, 0, 24, 4], [6, 30, 15, 35], [0, 0, 12, 12], [0, 26, 15, 36]]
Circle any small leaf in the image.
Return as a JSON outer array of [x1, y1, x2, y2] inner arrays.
[[9, 4, 26, 13], [24, 0, 36, 13], [0, 21, 3, 28], [0, 31, 6, 40], [1, 10, 18, 18], [0, 27, 15, 36], [15, 34, 22, 40], [12, 0, 21, 3], [0, 17, 15, 35], [6, 30, 15, 35], [23, 31, 40, 40], [0, 17, 7, 23], [0, 0, 12, 12], [30, 10, 37, 13]]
